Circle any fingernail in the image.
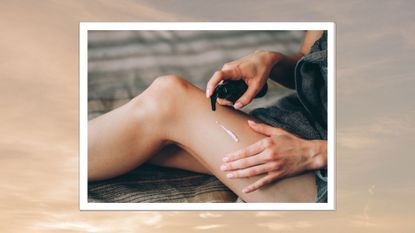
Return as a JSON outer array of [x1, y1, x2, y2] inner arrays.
[[223, 157, 229, 162], [247, 120, 255, 125], [242, 188, 250, 193], [220, 165, 227, 171], [226, 173, 234, 178], [234, 102, 243, 109], [206, 88, 210, 97]]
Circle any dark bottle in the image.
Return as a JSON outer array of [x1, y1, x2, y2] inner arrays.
[[210, 80, 268, 111]]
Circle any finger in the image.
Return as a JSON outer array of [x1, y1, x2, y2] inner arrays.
[[206, 69, 240, 98], [233, 83, 259, 109], [247, 120, 284, 136], [217, 98, 233, 106], [222, 149, 277, 171], [242, 172, 282, 193], [222, 155, 262, 171], [226, 162, 279, 179], [223, 140, 264, 163]]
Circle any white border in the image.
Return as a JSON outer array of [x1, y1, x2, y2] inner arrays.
[[80, 22, 336, 211]]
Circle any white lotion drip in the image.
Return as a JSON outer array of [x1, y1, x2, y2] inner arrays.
[[215, 121, 239, 142]]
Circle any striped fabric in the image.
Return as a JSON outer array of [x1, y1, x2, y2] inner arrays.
[[88, 30, 303, 203], [89, 165, 237, 203]]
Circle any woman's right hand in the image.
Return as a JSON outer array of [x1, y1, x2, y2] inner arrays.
[[206, 50, 284, 109]]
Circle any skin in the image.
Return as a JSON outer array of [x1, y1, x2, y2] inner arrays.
[[147, 144, 211, 174], [88, 75, 317, 202]]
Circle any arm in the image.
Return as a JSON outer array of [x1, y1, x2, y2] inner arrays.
[[267, 30, 324, 89]]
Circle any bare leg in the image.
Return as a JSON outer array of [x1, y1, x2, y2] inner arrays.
[[146, 145, 211, 174], [88, 75, 316, 202]]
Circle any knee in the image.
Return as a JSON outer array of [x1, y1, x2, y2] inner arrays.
[[130, 75, 190, 120], [150, 75, 190, 94]]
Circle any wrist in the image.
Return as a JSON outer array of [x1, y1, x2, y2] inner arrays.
[[255, 50, 284, 67], [305, 140, 327, 170]]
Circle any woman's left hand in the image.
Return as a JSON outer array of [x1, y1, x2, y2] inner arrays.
[[221, 120, 327, 193]]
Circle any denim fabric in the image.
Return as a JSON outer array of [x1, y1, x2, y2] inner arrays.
[[251, 31, 328, 202], [295, 31, 327, 140], [315, 169, 328, 203]]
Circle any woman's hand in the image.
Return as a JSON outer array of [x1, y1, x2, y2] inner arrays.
[[206, 50, 284, 109], [220, 120, 327, 193]]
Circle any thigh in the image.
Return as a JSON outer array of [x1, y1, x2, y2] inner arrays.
[[146, 144, 211, 175]]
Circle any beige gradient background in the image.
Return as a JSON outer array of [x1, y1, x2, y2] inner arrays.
[[1, 0, 414, 232]]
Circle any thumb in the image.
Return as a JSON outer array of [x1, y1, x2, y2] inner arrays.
[[247, 120, 281, 136], [233, 83, 259, 109]]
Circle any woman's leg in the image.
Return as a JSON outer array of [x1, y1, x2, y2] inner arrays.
[[88, 75, 316, 202], [146, 144, 211, 174]]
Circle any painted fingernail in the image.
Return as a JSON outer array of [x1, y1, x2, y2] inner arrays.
[[234, 102, 243, 109], [220, 165, 227, 171], [206, 88, 210, 97], [226, 173, 234, 178], [223, 157, 229, 162]]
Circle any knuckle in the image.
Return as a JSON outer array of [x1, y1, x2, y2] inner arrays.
[[271, 172, 282, 180], [222, 63, 233, 70], [247, 156, 257, 165], [238, 92, 251, 104], [233, 64, 243, 76], [264, 150, 277, 161], [251, 167, 261, 176], [270, 162, 279, 170], [229, 154, 238, 161], [228, 152, 237, 160], [257, 180, 266, 188], [238, 150, 247, 158], [232, 160, 240, 168], [262, 138, 272, 148], [236, 160, 245, 169], [271, 152, 279, 160], [232, 172, 240, 178], [238, 96, 251, 105], [251, 81, 261, 89], [263, 152, 274, 162], [214, 70, 223, 79], [242, 159, 250, 168], [232, 162, 241, 170], [252, 183, 260, 190]]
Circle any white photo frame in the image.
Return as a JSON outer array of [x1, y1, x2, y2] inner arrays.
[[80, 22, 336, 211]]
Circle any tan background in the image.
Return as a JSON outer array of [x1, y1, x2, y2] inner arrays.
[[1, 0, 414, 232]]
